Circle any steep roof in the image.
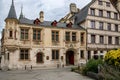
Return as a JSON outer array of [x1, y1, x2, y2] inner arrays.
[[7, 0, 17, 19], [19, 17, 85, 30], [75, 0, 96, 24]]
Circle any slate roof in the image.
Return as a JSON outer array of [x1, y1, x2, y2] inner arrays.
[[75, 0, 96, 24], [19, 17, 85, 30], [7, 0, 17, 19]]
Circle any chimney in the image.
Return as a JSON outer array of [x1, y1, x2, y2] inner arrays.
[[39, 11, 44, 22], [70, 3, 77, 13]]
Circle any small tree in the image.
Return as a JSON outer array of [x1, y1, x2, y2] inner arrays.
[[104, 49, 120, 67], [82, 59, 103, 75]]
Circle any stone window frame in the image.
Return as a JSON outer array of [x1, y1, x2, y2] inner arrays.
[[108, 36, 112, 44], [52, 49, 59, 60], [91, 34, 96, 43], [91, 20, 95, 29], [115, 37, 119, 45], [107, 23, 111, 31], [65, 32, 70, 42], [19, 49, 30, 60], [98, 0, 103, 5], [33, 29, 41, 41], [106, 2, 110, 7], [90, 8, 95, 16], [99, 35, 104, 44], [80, 32, 85, 45], [80, 50, 84, 59], [65, 31, 77, 42], [107, 11, 111, 18], [72, 32, 77, 42], [52, 30, 59, 42], [99, 10, 103, 17], [9, 30, 13, 38], [114, 13, 118, 20], [20, 28, 29, 40], [115, 24, 118, 32], [99, 22, 104, 30]]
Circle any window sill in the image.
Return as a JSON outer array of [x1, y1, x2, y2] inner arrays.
[[19, 59, 31, 61], [8, 37, 13, 39], [36, 62, 44, 64], [33, 40, 42, 42], [52, 41, 59, 43], [51, 59, 59, 61], [20, 39, 29, 41]]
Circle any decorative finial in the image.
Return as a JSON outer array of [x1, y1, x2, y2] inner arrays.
[[12, 0, 14, 5], [19, 4, 24, 19], [21, 4, 23, 15]]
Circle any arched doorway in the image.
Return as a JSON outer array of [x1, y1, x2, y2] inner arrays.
[[66, 50, 74, 65], [36, 52, 43, 63]]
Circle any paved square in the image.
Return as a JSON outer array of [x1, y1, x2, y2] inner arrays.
[[0, 68, 93, 80]]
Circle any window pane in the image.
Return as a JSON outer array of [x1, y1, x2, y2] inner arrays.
[[115, 24, 118, 31], [9, 31, 12, 38], [107, 23, 111, 30], [90, 8, 95, 16], [52, 31, 59, 42], [108, 36, 112, 44], [91, 35, 95, 43], [100, 35, 104, 44], [80, 50, 84, 58], [66, 32, 70, 41], [20, 49, 29, 60], [81, 33, 84, 43], [106, 2, 110, 7], [72, 32, 76, 41], [56, 50, 59, 59], [99, 22, 103, 30], [107, 11, 111, 18], [98, 1, 103, 5], [114, 13, 118, 19], [91, 21, 95, 28], [52, 50, 55, 59], [99, 10, 103, 17], [115, 37, 119, 45], [21, 29, 29, 40]]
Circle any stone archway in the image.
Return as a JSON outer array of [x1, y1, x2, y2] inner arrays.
[[66, 50, 74, 65], [36, 52, 43, 63]]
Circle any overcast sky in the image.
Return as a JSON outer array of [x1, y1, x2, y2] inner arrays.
[[0, 0, 91, 38]]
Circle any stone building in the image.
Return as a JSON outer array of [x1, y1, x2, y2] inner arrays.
[[1, 0, 86, 69], [59, 0, 120, 59]]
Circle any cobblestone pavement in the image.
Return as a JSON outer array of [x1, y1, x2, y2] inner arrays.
[[0, 68, 93, 80]]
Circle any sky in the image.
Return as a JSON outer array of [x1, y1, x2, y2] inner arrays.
[[0, 0, 91, 38]]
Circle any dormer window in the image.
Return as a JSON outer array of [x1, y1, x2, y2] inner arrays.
[[33, 18, 40, 25], [66, 22, 73, 28], [98, 0, 103, 5], [51, 20, 57, 26]]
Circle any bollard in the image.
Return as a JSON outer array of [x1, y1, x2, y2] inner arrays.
[[25, 65, 26, 70], [31, 65, 32, 70], [78, 65, 80, 70], [57, 64, 59, 68], [62, 64, 64, 68]]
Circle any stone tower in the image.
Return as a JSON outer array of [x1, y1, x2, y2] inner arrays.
[[5, 0, 18, 40], [70, 3, 77, 13]]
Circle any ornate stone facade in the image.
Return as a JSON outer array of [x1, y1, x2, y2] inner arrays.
[[1, 0, 86, 69]]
